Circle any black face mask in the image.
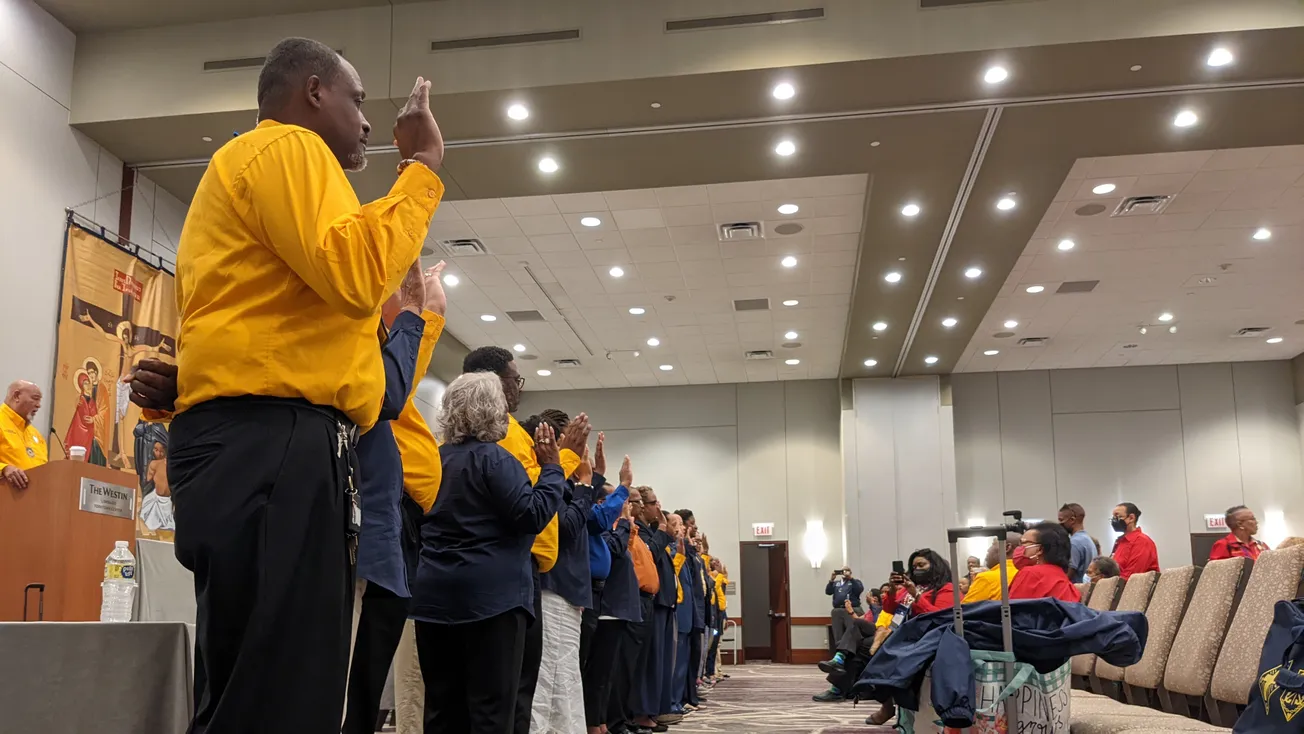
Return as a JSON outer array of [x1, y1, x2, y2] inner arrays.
[[910, 568, 930, 584], [1110, 517, 1128, 533]]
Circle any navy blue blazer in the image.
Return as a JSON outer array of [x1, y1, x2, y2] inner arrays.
[[638, 520, 678, 609], [598, 518, 641, 623], [410, 441, 566, 624], [540, 480, 599, 609]]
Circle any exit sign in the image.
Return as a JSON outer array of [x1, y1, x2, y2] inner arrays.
[[753, 523, 774, 538], [1205, 514, 1227, 531]]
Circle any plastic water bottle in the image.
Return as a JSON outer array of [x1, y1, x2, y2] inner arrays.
[[100, 540, 137, 623]]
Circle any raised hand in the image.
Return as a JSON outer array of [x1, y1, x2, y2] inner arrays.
[[393, 77, 444, 171], [533, 421, 560, 467], [397, 260, 426, 316], [557, 413, 591, 456], [593, 432, 606, 476], [619, 454, 633, 488], [575, 443, 594, 485], [423, 261, 448, 316]]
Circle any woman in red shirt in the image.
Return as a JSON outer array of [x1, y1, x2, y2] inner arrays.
[[1010, 522, 1082, 603], [883, 548, 956, 617]]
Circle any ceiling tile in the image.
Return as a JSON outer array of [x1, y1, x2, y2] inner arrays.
[[470, 218, 525, 238], [663, 205, 714, 227], [530, 233, 581, 252], [552, 192, 610, 213], [451, 199, 512, 220], [516, 214, 572, 236], [613, 208, 666, 230], [501, 196, 560, 217], [655, 186, 711, 208], [603, 189, 660, 211]]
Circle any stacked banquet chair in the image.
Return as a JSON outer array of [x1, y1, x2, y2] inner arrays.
[[1068, 546, 1304, 733]]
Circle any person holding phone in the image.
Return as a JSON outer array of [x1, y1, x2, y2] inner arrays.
[[825, 566, 864, 647]]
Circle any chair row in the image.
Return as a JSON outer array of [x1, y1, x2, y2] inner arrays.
[[1066, 545, 1304, 733]]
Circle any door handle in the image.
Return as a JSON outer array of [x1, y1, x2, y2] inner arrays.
[[767, 610, 787, 619]]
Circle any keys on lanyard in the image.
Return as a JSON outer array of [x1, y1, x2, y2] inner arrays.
[[338, 421, 361, 566]]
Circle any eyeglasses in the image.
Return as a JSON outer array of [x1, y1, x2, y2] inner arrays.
[[513, 376, 526, 389]]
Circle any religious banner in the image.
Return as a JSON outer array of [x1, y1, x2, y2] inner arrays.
[[52, 221, 178, 542]]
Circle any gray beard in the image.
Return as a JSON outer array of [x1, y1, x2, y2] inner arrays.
[[345, 151, 368, 172]]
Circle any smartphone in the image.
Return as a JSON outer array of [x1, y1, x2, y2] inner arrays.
[[892, 560, 906, 576]]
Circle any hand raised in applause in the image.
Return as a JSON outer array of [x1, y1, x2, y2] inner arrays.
[[619, 454, 633, 489], [397, 260, 426, 317], [423, 261, 448, 316], [593, 431, 606, 477], [532, 421, 560, 467], [123, 358, 178, 412], [557, 413, 591, 457], [575, 443, 594, 485], [393, 77, 444, 172]]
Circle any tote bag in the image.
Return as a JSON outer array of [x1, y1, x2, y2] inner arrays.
[[1236, 599, 1304, 733]]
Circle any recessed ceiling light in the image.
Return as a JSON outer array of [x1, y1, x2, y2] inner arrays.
[[1173, 109, 1199, 128], [629, 307, 646, 315], [443, 273, 460, 286], [995, 196, 1017, 211], [480, 314, 497, 322], [785, 359, 800, 366], [872, 321, 888, 332], [659, 364, 673, 371], [513, 344, 526, 352], [646, 337, 660, 347], [538, 157, 559, 173], [983, 350, 1000, 356], [925, 356, 940, 365], [1168, 326, 1178, 334], [1267, 337, 1284, 344], [1057, 239, 1076, 251], [1092, 183, 1116, 195], [537, 369, 552, 376], [782, 299, 799, 306], [781, 256, 798, 268], [870, 141, 881, 147], [650, 102, 662, 109], [1253, 228, 1272, 241], [901, 203, 921, 217], [964, 267, 983, 279], [581, 216, 602, 227], [608, 266, 624, 278], [777, 203, 799, 215], [201, 136, 213, 142], [983, 66, 1009, 84], [942, 317, 958, 328], [1130, 64, 1143, 72], [784, 331, 799, 340], [884, 271, 902, 283], [1157, 312, 1174, 322], [864, 359, 878, 367], [506, 103, 529, 120], [1003, 319, 1018, 329], [1026, 285, 1045, 294], [772, 82, 795, 100], [1206, 48, 1234, 67], [774, 140, 796, 157]]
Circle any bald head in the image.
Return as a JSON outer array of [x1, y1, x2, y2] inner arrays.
[[985, 531, 1022, 568], [5, 381, 41, 423]]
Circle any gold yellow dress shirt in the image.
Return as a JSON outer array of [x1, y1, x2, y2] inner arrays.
[[715, 573, 728, 611], [497, 414, 581, 573], [0, 404, 47, 473], [963, 561, 1019, 604], [392, 311, 445, 512], [672, 548, 687, 604], [173, 119, 443, 431]]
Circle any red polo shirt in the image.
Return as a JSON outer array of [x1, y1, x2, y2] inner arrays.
[[1208, 533, 1270, 562], [1111, 528, 1160, 579], [1009, 564, 1081, 602]]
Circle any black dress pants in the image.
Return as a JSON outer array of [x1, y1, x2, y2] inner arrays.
[[416, 610, 528, 734], [582, 618, 627, 726], [513, 569, 544, 734], [611, 595, 654, 727], [684, 629, 703, 706], [835, 616, 878, 656], [170, 397, 355, 734], [343, 581, 410, 734]]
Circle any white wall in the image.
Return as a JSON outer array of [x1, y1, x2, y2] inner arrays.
[[1, 0, 187, 434], [518, 380, 843, 650], [952, 362, 1304, 570]]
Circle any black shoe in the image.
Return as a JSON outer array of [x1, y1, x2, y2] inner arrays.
[[653, 725, 670, 732], [817, 658, 846, 675], [812, 689, 843, 702]]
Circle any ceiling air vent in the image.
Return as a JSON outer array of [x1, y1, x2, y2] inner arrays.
[[733, 297, 770, 312], [203, 49, 344, 72], [438, 238, 489, 256], [1017, 337, 1048, 347], [431, 28, 580, 52], [1056, 280, 1099, 294], [720, 222, 763, 240], [553, 359, 581, 369], [665, 8, 824, 32], [1113, 195, 1174, 217], [745, 350, 774, 361], [921, 0, 1010, 6], [506, 310, 546, 323], [1231, 327, 1271, 338]]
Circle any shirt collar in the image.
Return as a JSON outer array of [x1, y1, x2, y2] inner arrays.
[[0, 403, 28, 429]]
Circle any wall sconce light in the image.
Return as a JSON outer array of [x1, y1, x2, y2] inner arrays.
[[804, 519, 828, 569]]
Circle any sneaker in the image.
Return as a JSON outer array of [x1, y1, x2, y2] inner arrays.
[[817, 658, 846, 675], [652, 726, 669, 733], [812, 689, 843, 703], [656, 713, 684, 725]]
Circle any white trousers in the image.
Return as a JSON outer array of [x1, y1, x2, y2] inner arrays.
[[394, 619, 424, 734], [530, 590, 586, 734]]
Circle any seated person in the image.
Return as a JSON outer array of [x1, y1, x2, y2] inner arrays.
[[1009, 522, 1081, 602], [883, 549, 955, 616], [964, 532, 1021, 603], [1087, 555, 1120, 582]]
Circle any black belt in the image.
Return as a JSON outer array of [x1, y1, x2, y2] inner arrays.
[[591, 579, 606, 592]]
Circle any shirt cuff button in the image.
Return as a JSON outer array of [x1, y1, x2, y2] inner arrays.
[[427, 189, 437, 198]]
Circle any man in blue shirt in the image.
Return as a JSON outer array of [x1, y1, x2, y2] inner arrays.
[[1058, 503, 1097, 584], [826, 566, 864, 646]]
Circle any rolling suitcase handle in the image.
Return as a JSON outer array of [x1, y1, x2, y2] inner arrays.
[[946, 509, 1025, 731], [23, 583, 45, 621]]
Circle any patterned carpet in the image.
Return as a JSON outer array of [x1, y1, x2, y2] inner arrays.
[[673, 663, 895, 734]]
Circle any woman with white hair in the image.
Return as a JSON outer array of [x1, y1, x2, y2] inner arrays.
[[409, 371, 568, 733]]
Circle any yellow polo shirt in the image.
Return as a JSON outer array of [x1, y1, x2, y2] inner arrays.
[[497, 414, 581, 572], [174, 119, 442, 431], [963, 561, 1019, 604], [0, 403, 48, 473], [392, 311, 445, 512]]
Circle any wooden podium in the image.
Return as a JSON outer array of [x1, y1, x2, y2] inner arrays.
[[0, 461, 138, 621]]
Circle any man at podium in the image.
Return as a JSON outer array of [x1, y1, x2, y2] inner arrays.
[[0, 380, 48, 489]]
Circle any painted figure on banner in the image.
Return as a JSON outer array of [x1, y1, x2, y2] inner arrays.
[[64, 368, 108, 465], [133, 421, 174, 541]]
